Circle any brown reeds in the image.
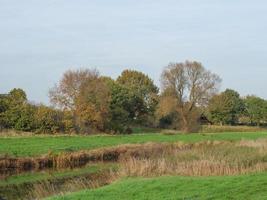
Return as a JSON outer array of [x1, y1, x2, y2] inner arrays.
[[119, 158, 267, 177], [119, 139, 267, 177]]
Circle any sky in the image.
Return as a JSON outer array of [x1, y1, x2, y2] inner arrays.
[[1, 0, 267, 104]]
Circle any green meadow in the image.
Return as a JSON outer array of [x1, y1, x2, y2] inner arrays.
[[0, 132, 267, 157], [48, 173, 267, 200]]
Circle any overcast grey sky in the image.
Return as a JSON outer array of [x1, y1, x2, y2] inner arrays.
[[1, 0, 267, 104]]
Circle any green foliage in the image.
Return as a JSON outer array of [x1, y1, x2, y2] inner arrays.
[[0, 95, 8, 113], [207, 89, 245, 125], [102, 72, 159, 133], [62, 110, 76, 133], [117, 70, 159, 96], [8, 88, 27, 105], [101, 78, 131, 133], [1, 88, 31, 130], [14, 104, 36, 131], [117, 70, 159, 124], [0, 94, 9, 129], [2, 69, 267, 135], [244, 96, 267, 125], [0, 88, 74, 134], [34, 105, 64, 134]]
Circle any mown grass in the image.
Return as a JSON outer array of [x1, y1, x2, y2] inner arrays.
[[1, 132, 267, 157], [48, 173, 267, 200], [0, 163, 116, 186]]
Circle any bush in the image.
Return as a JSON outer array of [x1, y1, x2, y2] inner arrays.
[[34, 105, 64, 134]]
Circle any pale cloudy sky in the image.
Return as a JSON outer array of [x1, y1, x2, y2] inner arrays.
[[1, 0, 267, 104]]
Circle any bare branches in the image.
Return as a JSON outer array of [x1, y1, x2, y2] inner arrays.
[[49, 68, 99, 110], [160, 61, 221, 133]]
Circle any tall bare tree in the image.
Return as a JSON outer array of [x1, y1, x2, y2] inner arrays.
[[160, 61, 221, 132], [49, 68, 99, 110]]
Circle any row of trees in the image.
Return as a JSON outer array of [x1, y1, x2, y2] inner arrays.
[[0, 89, 66, 133], [1, 61, 266, 134], [207, 89, 267, 126], [49, 68, 159, 133]]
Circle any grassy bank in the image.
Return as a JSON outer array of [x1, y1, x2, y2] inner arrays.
[[0, 163, 118, 200], [0, 163, 116, 186], [1, 132, 267, 157], [48, 173, 267, 200]]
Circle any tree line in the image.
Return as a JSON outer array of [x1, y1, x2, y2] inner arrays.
[[1, 61, 267, 134]]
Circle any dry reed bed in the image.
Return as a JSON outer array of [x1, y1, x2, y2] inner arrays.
[[119, 139, 267, 177]]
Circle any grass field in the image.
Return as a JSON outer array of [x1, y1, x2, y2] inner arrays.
[[1, 131, 267, 200], [1, 132, 267, 157], [48, 173, 267, 200]]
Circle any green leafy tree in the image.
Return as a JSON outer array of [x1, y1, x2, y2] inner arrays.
[[244, 96, 267, 126], [0, 88, 38, 132], [103, 77, 133, 133], [117, 70, 159, 124], [14, 104, 36, 131], [4, 88, 28, 128], [207, 89, 245, 125]]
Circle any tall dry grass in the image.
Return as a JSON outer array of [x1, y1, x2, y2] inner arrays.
[[201, 125, 267, 133], [119, 139, 267, 177], [0, 130, 35, 137]]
